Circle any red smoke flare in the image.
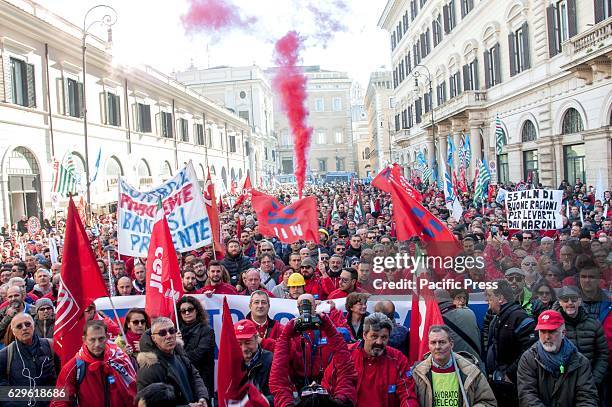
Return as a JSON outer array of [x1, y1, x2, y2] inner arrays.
[[182, 0, 257, 33], [272, 31, 312, 199]]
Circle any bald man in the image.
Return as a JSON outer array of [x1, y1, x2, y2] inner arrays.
[[374, 300, 409, 357]]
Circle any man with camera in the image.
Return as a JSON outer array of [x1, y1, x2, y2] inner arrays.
[[269, 294, 357, 407], [323, 312, 418, 407]]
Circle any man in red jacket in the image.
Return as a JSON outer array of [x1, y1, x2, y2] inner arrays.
[[246, 290, 284, 352], [300, 258, 333, 300], [197, 260, 238, 296], [327, 268, 365, 299], [52, 320, 137, 407], [269, 293, 357, 407], [323, 312, 418, 407]]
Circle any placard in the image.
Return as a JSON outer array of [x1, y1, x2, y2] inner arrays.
[[505, 189, 563, 230]]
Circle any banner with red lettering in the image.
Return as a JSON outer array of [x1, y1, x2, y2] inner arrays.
[[117, 161, 212, 257], [251, 190, 319, 244]]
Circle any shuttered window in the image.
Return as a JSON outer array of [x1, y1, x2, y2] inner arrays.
[[179, 118, 189, 142], [10, 57, 35, 108], [460, 0, 474, 18], [159, 111, 172, 138], [484, 43, 501, 88], [229, 135, 236, 153], [66, 78, 83, 118], [195, 123, 204, 145], [415, 98, 423, 124], [443, 0, 456, 33], [547, 0, 577, 57], [509, 22, 531, 76], [594, 0, 612, 23], [136, 103, 151, 133], [104, 92, 121, 126]]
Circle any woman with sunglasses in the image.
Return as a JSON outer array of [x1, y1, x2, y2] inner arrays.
[[176, 296, 215, 398], [116, 308, 150, 357], [345, 292, 370, 341], [531, 280, 557, 311]]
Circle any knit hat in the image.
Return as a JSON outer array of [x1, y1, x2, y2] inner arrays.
[[35, 298, 53, 310]]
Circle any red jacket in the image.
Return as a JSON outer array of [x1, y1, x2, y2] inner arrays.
[[96, 313, 120, 340], [196, 283, 238, 295], [269, 314, 356, 407], [246, 313, 285, 352], [303, 276, 335, 300], [323, 342, 418, 407], [327, 286, 366, 300]]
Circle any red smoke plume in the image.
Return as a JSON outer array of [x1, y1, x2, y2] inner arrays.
[[182, 0, 256, 33], [272, 31, 312, 199]]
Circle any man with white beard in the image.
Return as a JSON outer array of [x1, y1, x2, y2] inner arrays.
[[517, 310, 598, 407]]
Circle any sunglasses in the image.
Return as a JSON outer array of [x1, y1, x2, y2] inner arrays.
[[15, 321, 32, 330], [300, 266, 312, 269], [153, 327, 177, 337], [339, 277, 352, 283], [130, 319, 146, 325], [38, 306, 52, 311], [560, 296, 579, 302], [506, 276, 524, 282], [335, 247, 345, 251], [180, 307, 195, 315], [536, 291, 551, 296]]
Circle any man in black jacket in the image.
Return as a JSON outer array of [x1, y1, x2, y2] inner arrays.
[[221, 239, 252, 285], [137, 317, 208, 406], [234, 319, 274, 405], [485, 280, 537, 407]]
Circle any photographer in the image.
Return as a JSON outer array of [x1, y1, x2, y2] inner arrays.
[[269, 294, 356, 407]]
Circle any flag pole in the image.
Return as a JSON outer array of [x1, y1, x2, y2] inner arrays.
[[170, 279, 181, 331], [106, 295, 128, 345]]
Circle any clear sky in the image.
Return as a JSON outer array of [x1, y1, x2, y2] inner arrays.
[[35, 0, 390, 88]]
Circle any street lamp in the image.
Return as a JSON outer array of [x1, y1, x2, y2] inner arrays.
[[82, 5, 117, 222], [410, 64, 437, 180]]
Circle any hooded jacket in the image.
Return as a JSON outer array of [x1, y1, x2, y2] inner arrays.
[[553, 303, 609, 384], [517, 342, 598, 407], [412, 352, 496, 407], [136, 330, 208, 404], [221, 251, 252, 284]]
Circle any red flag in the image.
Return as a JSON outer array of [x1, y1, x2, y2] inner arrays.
[[234, 174, 253, 208], [204, 170, 225, 257], [218, 196, 225, 213], [373, 164, 423, 201], [409, 293, 444, 365], [54, 197, 109, 365], [145, 207, 183, 319], [251, 190, 319, 244], [218, 297, 245, 407], [236, 216, 242, 238]]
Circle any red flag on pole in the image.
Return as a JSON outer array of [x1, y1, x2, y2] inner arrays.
[[236, 216, 242, 238], [144, 207, 183, 320], [252, 190, 319, 244], [372, 164, 423, 201], [234, 174, 253, 208], [54, 197, 109, 365], [409, 291, 444, 365], [204, 170, 225, 257]]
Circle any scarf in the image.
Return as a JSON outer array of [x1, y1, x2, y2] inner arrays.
[[125, 330, 142, 350], [536, 338, 577, 378], [77, 342, 138, 399]]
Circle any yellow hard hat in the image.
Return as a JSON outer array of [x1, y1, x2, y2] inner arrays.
[[287, 272, 306, 287]]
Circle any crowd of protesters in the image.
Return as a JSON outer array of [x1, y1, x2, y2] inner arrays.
[[0, 175, 609, 407]]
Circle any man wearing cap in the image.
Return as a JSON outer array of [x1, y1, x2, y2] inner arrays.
[[234, 319, 274, 404], [504, 267, 544, 317], [517, 309, 598, 407], [34, 297, 55, 338], [286, 273, 306, 300], [553, 286, 609, 391], [300, 258, 332, 301]]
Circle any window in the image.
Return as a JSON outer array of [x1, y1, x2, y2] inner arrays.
[[399, 62, 405, 83], [564, 144, 586, 184], [136, 103, 151, 133], [436, 82, 447, 105], [318, 159, 327, 172], [410, 0, 417, 20], [484, 43, 502, 88], [463, 60, 479, 90], [401, 109, 408, 129], [413, 41, 422, 65], [336, 157, 345, 171], [229, 135, 236, 153], [433, 15, 443, 46], [391, 32, 397, 51], [10, 57, 35, 108], [449, 72, 461, 98], [523, 150, 539, 184], [245, 141, 250, 156], [547, 0, 577, 57], [104, 92, 121, 127], [238, 110, 250, 124], [509, 23, 531, 76], [65, 78, 83, 118], [179, 118, 189, 142], [405, 53, 412, 74], [282, 159, 293, 174], [317, 130, 326, 144], [315, 98, 324, 112], [595, 0, 612, 23], [443, 0, 456, 33], [159, 111, 172, 138], [497, 154, 509, 184], [424, 91, 432, 113], [460, 0, 473, 17], [521, 120, 537, 142], [561, 108, 584, 134], [403, 11, 409, 32], [206, 128, 212, 147], [415, 98, 423, 123], [333, 97, 342, 111], [281, 130, 291, 146], [334, 131, 343, 144], [407, 106, 414, 127], [395, 114, 401, 131], [195, 123, 204, 145]]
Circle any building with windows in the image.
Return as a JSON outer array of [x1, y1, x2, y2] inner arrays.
[[379, 0, 612, 187], [266, 66, 355, 181], [364, 71, 394, 174], [352, 103, 371, 179], [0, 0, 250, 225], [173, 65, 278, 186]]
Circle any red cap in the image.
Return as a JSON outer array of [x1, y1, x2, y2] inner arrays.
[[234, 319, 257, 339], [535, 310, 564, 331]]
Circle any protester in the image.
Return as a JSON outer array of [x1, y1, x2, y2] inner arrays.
[[115, 308, 150, 358], [0, 285, 32, 340], [373, 300, 409, 357], [246, 290, 284, 352], [327, 268, 362, 299], [198, 261, 238, 295], [234, 319, 274, 404], [137, 317, 209, 406], [176, 296, 215, 397], [517, 310, 599, 407], [531, 280, 557, 311], [33, 297, 55, 339], [221, 239, 252, 285], [413, 325, 496, 407], [345, 292, 369, 340], [286, 273, 306, 300]]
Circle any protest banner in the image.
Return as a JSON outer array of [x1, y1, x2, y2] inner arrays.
[[117, 161, 212, 257], [505, 189, 563, 230]]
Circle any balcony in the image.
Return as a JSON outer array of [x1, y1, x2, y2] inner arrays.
[[562, 18, 612, 84], [422, 90, 487, 127]]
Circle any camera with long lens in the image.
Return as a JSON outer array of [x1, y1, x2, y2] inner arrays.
[[294, 299, 321, 332]]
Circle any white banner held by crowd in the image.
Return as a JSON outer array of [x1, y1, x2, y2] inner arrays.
[[505, 189, 563, 230], [117, 161, 212, 257]]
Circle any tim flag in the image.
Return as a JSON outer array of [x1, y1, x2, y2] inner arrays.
[[54, 197, 109, 365], [234, 174, 253, 208], [204, 170, 225, 257], [251, 190, 319, 244], [145, 206, 183, 319]]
